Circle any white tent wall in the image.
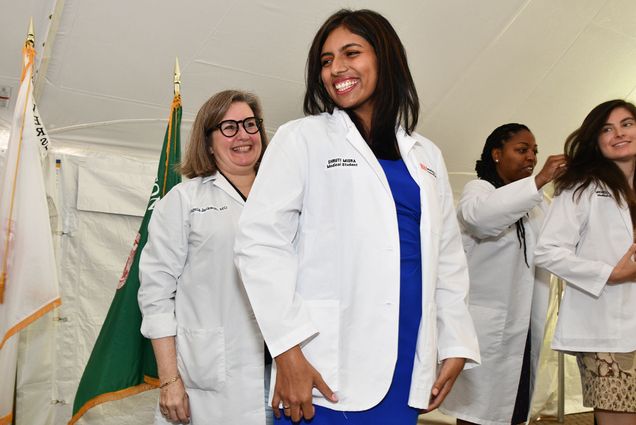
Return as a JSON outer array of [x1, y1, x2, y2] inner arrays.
[[8, 145, 159, 425]]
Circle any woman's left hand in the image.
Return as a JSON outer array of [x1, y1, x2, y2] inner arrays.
[[423, 357, 466, 412], [159, 379, 190, 423]]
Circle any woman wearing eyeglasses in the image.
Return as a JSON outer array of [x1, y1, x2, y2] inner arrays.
[[138, 90, 270, 424]]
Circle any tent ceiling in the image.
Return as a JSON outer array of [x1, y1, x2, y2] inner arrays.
[[1, 0, 635, 169]]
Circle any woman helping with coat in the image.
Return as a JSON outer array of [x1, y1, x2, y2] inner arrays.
[[440, 124, 566, 425], [535, 99, 636, 425], [234, 8, 480, 425], [138, 90, 271, 424]]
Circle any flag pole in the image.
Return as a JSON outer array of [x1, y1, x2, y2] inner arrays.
[[0, 18, 35, 304], [174, 57, 180, 97], [26, 18, 35, 47], [162, 58, 181, 196]]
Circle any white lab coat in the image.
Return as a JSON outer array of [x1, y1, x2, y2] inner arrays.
[[234, 109, 480, 412], [440, 177, 551, 425], [138, 174, 265, 425], [535, 183, 636, 353]]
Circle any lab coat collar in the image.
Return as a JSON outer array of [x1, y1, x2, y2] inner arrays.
[[207, 172, 245, 205], [330, 108, 419, 195], [331, 108, 419, 149]]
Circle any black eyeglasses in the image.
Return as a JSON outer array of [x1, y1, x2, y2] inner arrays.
[[211, 117, 263, 138]]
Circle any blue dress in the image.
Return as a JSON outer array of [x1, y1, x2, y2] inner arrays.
[[276, 158, 423, 424]]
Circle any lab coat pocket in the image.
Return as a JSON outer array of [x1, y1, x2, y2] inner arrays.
[[301, 300, 340, 396], [176, 326, 226, 391], [469, 304, 505, 359]]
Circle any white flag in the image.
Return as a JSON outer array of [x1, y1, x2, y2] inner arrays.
[[0, 41, 61, 424]]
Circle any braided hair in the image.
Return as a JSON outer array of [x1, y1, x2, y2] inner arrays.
[[475, 123, 531, 267]]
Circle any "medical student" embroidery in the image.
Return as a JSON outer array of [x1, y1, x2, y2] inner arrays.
[[326, 157, 358, 169]]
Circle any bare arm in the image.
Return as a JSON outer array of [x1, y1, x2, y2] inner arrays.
[[152, 337, 190, 424]]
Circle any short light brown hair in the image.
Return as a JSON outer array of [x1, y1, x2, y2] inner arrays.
[[180, 90, 268, 178]]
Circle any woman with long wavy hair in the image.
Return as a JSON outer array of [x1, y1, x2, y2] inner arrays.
[[536, 99, 636, 425]]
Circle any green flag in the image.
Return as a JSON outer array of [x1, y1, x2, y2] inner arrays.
[[70, 93, 182, 424]]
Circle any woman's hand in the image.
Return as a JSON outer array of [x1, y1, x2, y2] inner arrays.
[[425, 357, 466, 412], [272, 345, 338, 422], [159, 378, 190, 424], [535, 154, 567, 189], [151, 336, 190, 423], [608, 243, 636, 283]]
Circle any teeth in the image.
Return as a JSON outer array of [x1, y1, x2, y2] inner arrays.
[[335, 80, 357, 91], [232, 146, 251, 152]]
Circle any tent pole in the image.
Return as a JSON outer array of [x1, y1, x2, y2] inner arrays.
[[557, 278, 565, 423], [33, 0, 66, 102]]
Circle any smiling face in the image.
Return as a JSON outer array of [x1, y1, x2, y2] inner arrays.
[[492, 129, 538, 184], [320, 26, 378, 127], [210, 101, 262, 176], [597, 107, 636, 166]]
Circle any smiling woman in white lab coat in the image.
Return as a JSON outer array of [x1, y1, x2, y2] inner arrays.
[[440, 124, 566, 425], [138, 90, 270, 425], [535, 99, 636, 425], [235, 8, 480, 425]]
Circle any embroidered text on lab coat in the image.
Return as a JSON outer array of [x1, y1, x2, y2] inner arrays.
[[326, 157, 358, 169]]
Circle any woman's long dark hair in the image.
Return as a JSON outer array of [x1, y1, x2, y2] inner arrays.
[[555, 100, 636, 228], [304, 9, 419, 160], [476, 123, 532, 266]]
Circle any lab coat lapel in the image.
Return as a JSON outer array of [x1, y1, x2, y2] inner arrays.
[[398, 132, 436, 198], [397, 131, 417, 181], [210, 173, 245, 205], [336, 111, 392, 195], [618, 201, 634, 241]]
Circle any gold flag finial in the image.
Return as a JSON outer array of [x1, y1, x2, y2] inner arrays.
[[26, 17, 35, 47], [174, 57, 181, 96]]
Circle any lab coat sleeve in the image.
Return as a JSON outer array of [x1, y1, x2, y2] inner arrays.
[[234, 123, 318, 358], [434, 154, 481, 366], [458, 176, 543, 239], [138, 186, 189, 339], [534, 189, 612, 297]]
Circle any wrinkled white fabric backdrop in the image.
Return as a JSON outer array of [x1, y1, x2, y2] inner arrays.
[[12, 145, 158, 425]]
